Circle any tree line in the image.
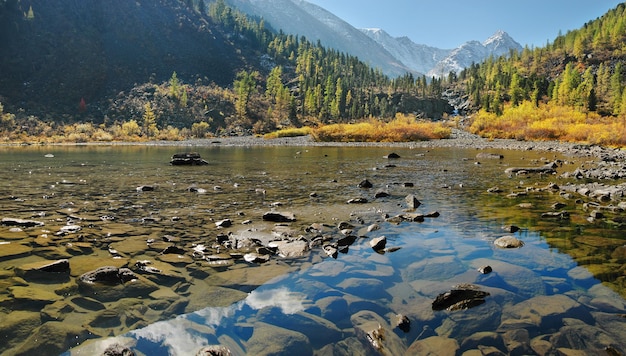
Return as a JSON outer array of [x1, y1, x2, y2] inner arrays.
[[458, 3, 626, 118]]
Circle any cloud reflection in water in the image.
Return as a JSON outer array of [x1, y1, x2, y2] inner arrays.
[[72, 286, 307, 355]]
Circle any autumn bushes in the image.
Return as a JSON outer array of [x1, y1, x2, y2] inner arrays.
[[263, 114, 451, 142], [469, 101, 626, 146]]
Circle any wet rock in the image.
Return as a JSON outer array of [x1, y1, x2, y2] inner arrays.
[[256, 308, 343, 348], [476, 152, 504, 160], [394, 314, 411, 332], [88, 309, 122, 328], [103, 343, 136, 356], [133, 260, 187, 286], [541, 211, 570, 219], [322, 244, 338, 258], [369, 236, 387, 251], [432, 285, 490, 311], [501, 225, 520, 233], [403, 255, 466, 281], [406, 336, 459, 356], [405, 194, 421, 209], [136, 185, 156, 192], [57, 224, 81, 235], [70, 296, 106, 311], [505, 162, 557, 175], [499, 294, 593, 332], [548, 323, 621, 354], [0, 311, 43, 352], [460, 331, 506, 353], [337, 221, 354, 230], [316, 296, 350, 322], [269, 240, 310, 258], [215, 219, 232, 228], [79, 266, 137, 285], [487, 186, 504, 193], [245, 322, 312, 356], [367, 223, 380, 232], [9, 286, 61, 307], [15, 259, 70, 281], [374, 190, 390, 198], [493, 236, 524, 248], [337, 235, 357, 248], [358, 179, 373, 188], [385, 153, 401, 159], [1, 217, 45, 227], [170, 152, 209, 165], [41, 300, 75, 322], [478, 265, 492, 274], [346, 197, 368, 204], [502, 329, 533, 356], [337, 278, 388, 299], [243, 253, 270, 263], [12, 321, 93, 356], [262, 211, 296, 222], [351, 310, 406, 355], [195, 345, 230, 356]]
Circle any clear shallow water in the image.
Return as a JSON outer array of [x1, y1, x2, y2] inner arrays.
[[0, 145, 625, 355]]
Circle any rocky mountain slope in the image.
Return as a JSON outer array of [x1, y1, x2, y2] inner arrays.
[[225, 0, 417, 77]]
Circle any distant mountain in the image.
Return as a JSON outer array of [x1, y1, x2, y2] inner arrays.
[[359, 28, 451, 76], [225, 0, 417, 77], [361, 29, 523, 78], [426, 30, 523, 77]]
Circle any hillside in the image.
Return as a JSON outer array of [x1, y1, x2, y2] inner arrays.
[[0, 0, 453, 141], [0, 0, 249, 119]]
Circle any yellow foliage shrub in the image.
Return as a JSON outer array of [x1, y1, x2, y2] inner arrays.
[[263, 127, 312, 139], [470, 101, 626, 147], [311, 115, 450, 142]]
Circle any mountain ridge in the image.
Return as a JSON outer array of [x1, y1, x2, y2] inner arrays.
[[228, 0, 523, 78]]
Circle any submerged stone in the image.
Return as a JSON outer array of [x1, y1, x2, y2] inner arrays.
[[493, 236, 524, 248]]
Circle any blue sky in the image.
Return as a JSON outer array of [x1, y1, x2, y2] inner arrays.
[[305, 0, 624, 48]]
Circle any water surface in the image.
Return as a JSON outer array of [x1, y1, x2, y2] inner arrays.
[[0, 145, 625, 355]]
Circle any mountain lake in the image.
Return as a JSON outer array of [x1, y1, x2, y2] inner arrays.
[[0, 144, 625, 355]]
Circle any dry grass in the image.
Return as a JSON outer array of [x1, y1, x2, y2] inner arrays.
[[311, 114, 451, 142], [263, 126, 312, 139]]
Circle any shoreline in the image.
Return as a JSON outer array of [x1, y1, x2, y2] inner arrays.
[[3, 128, 625, 161]]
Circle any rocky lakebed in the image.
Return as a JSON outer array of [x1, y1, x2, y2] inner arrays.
[[1, 131, 626, 355]]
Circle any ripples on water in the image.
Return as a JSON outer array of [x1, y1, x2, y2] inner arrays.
[[0, 145, 625, 355]]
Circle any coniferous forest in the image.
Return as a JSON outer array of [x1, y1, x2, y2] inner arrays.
[[1, 0, 626, 144]]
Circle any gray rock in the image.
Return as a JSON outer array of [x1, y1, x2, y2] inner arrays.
[[346, 197, 368, 204], [476, 152, 504, 160], [15, 259, 70, 281], [245, 322, 312, 356], [104, 343, 136, 356], [432, 285, 490, 311], [195, 345, 230, 356], [493, 236, 524, 248], [262, 211, 296, 222], [215, 219, 232, 228], [357, 179, 373, 188], [351, 310, 406, 355], [405, 194, 421, 209], [499, 294, 593, 331], [1, 217, 44, 227], [369, 236, 387, 251], [406, 336, 459, 356]]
